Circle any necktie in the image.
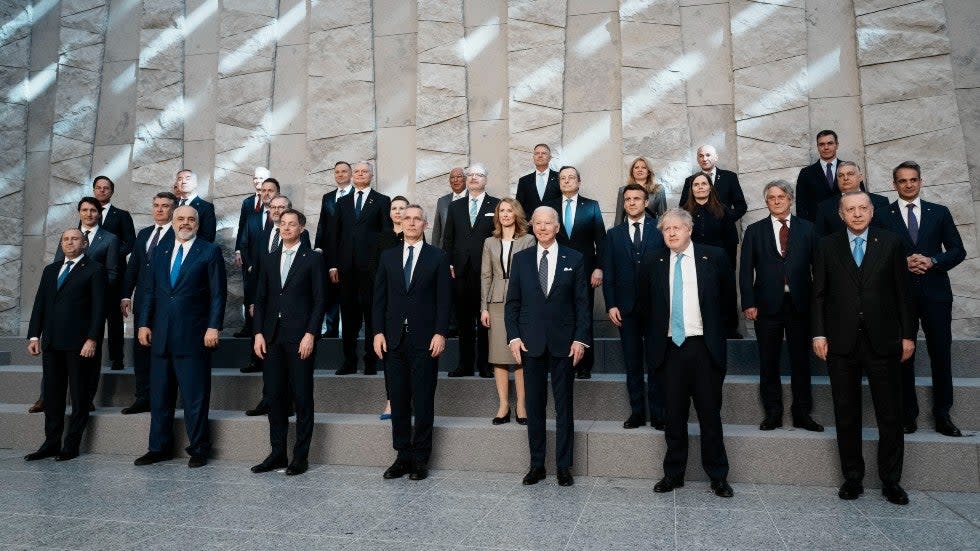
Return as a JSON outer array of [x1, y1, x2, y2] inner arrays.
[[254, 195, 261, 212], [906, 204, 919, 244], [355, 190, 364, 219], [170, 244, 184, 286], [179, 198, 187, 206], [632, 222, 641, 251], [403, 245, 415, 289], [537, 173, 546, 200], [564, 199, 573, 238], [84, 229, 91, 242], [671, 253, 685, 347], [271, 228, 281, 253], [57, 260, 73, 289], [148, 226, 162, 254], [852, 236, 865, 267], [825, 162, 834, 189], [264, 211, 272, 232], [538, 249, 549, 295], [469, 198, 478, 226], [778, 219, 789, 258], [280, 249, 295, 283]]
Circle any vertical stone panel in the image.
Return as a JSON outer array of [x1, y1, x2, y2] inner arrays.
[[268, 0, 308, 211], [373, 2, 416, 196], [464, 0, 508, 198]]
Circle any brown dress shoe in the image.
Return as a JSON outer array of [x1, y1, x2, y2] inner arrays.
[[28, 400, 44, 413]]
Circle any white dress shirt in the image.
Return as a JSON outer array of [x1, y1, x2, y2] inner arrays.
[[267, 223, 280, 253], [899, 196, 922, 229], [402, 239, 422, 281], [179, 194, 198, 207], [770, 214, 790, 255], [80, 225, 99, 244], [336, 185, 351, 199], [500, 239, 513, 274], [171, 237, 196, 271], [667, 241, 704, 338], [537, 242, 558, 295], [61, 253, 84, 273], [627, 215, 645, 242], [352, 186, 371, 206]]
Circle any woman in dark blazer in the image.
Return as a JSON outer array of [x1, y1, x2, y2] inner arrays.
[[376, 196, 408, 420], [614, 157, 668, 225]]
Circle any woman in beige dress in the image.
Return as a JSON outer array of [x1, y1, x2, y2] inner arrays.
[[480, 198, 536, 425]]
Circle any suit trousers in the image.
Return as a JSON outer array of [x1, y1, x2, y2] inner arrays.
[[149, 351, 212, 456], [264, 338, 315, 461], [577, 287, 596, 375], [827, 330, 903, 485], [722, 243, 740, 331], [105, 285, 124, 363], [620, 313, 663, 421], [386, 338, 439, 465], [339, 267, 376, 369], [453, 267, 488, 373], [41, 350, 94, 454], [901, 297, 954, 422], [661, 337, 729, 481], [522, 349, 574, 469], [754, 293, 812, 418], [323, 278, 341, 336], [131, 315, 151, 403], [241, 267, 254, 331]]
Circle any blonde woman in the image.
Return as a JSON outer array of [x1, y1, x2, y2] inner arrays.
[[480, 198, 535, 425], [614, 157, 667, 225]]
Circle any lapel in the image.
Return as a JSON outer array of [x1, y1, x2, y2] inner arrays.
[[282, 248, 306, 289], [546, 248, 570, 300], [692, 245, 708, 309], [56, 258, 85, 295], [171, 239, 202, 289], [835, 232, 861, 287], [470, 196, 494, 232], [407, 243, 424, 292], [355, 189, 376, 225], [657, 250, 670, 302], [887, 203, 915, 248], [762, 216, 781, 257], [571, 197, 588, 234], [859, 229, 886, 284], [102, 206, 113, 226]]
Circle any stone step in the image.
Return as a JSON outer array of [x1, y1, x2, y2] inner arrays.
[[0, 404, 975, 492], [2, 337, 979, 377], [1, 366, 976, 431]]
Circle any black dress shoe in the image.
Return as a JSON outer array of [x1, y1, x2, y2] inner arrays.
[[250, 455, 287, 473], [56, 450, 79, 462], [478, 368, 494, 379], [556, 468, 574, 486], [134, 451, 172, 466], [492, 409, 511, 425], [516, 415, 527, 426], [409, 463, 428, 480], [88, 402, 96, 412], [653, 476, 684, 493], [335, 365, 357, 375], [245, 403, 269, 416], [447, 367, 473, 378], [759, 414, 782, 431], [363, 365, 378, 376], [28, 399, 44, 413], [522, 467, 546, 485], [110, 360, 124, 371], [903, 421, 917, 434], [240, 363, 262, 373], [882, 483, 909, 505], [575, 370, 592, 380], [623, 415, 646, 429], [188, 455, 208, 468], [837, 480, 864, 500], [25, 448, 59, 461], [710, 479, 734, 498], [792, 415, 825, 432], [286, 460, 309, 476], [935, 416, 963, 437], [121, 401, 150, 415], [650, 418, 665, 431], [383, 460, 411, 479]]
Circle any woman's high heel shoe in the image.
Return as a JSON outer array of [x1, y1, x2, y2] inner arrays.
[[516, 413, 527, 425], [492, 408, 511, 425]]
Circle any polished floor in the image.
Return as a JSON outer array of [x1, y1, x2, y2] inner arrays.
[[0, 449, 977, 550]]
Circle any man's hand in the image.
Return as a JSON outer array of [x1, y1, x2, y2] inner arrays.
[[569, 341, 585, 366], [80, 339, 97, 358], [253, 333, 266, 359], [204, 328, 220, 348], [429, 334, 446, 358], [373, 333, 387, 359], [901, 338, 915, 362], [27, 340, 40, 356], [590, 268, 603, 289], [234, 251, 243, 268], [329, 268, 340, 284], [812, 337, 828, 361], [138, 327, 152, 347], [480, 310, 491, 328], [908, 254, 933, 275], [298, 333, 315, 360], [450, 265, 456, 279], [744, 307, 758, 321], [509, 338, 526, 365], [608, 307, 622, 327], [120, 298, 132, 317]]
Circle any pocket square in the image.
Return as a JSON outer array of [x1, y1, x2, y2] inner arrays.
[[563, 267, 573, 271], [484, 212, 494, 217]]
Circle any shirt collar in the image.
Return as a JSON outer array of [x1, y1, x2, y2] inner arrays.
[[847, 228, 869, 243], [903, 196, 922, 211], [468, 191, 486, 203], [627, 215, 645, 226], [536, 169, 549, 177], [155, 222, 172, 233], [64, 254, 84, 266], [823, 158, 838, 167], [184, 194, 198, 204], [452, 191, 465, 200], [562, 194, 578, 203], [336, 184, 351, 195], [537, 241, 557, 256], [770, 214, 790, 225], [673, 241, 695, 259], [175, 236, 196, 250], [281, 241, 301, 253], [101, 203, 111, 211]]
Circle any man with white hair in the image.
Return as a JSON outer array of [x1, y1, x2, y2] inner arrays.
[[173, 169, 216, 242], [235, 167, 271, 337]]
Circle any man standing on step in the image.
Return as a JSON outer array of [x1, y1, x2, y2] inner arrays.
[[812, 191, 914, 505], [173, 169, 216, 242], [238, 177, 281, 376], [234, 166, 271, 338], [135, 205, 226, 469], [314, 161, 353, 338], [515, 144, 560, 214], [93, 175, 136, 371], [373, 205, 451, 482], [25, 229, 106, 462]]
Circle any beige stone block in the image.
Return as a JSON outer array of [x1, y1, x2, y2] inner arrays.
[[214, 127, 269, 175], [23, 152, 50, 236], [859, 55, 955, 106], [508, 0, 567, 27], [621, 66, 687, 109], [806, 96, 866, 168], [469, 119, 509, 196], [621, 22, 682, 70], [620, 0, 681, 25], [52, 96, 99, 144], [138, 28, 182, 72], [565, 13, 621, 113], [268, 133, 308, 209], [308, 25, 373, 79], [277, 0, 307, 46], [29, 1, 61, 70], [50, 134, 90, 163], [373, 0, 417, 36], [733, 55, 807, 120], [680, 2, 733, 106], [419, 0, 462, 23], [730, 0, 804, 70], [307, 131, 376, 176], [686, 104, 738, 171], [805, 0, 859, 99], [216, 71, 274, 112], [310, 0, 371, 31], [739, 167, 804, 212], [854, 0, 920, 16], [863, 127, 969, 191], [418, 23, 465, 66], [91, 144, 132, 204], [132, 137, 181, 167], [417, 94, 466, 129], [510, 101, 562, 134], [640, 155, 695, 196], [0, 36, 30, 68], [414, 174, 449, 235], [61, 3, 108, 37], [417, 114, 468, 154], [271, 44, 307, 136], [509, 123, 561, 185], [464, 0, 506, 27], [210, 166, 252, 200], [307, 78, 374, 140], [568, 0, 617, 16], [508, 18, 565, 51], [25, 69, 56, 153], [94, 60, 136, 146], [945, 0, 980, 89], [951, 258, 980, 298], [465, 23, 507, 122], [375, 33, 417, 128], [216, 46, 275, 79], [417, 150, 468, 188], [183, 53, 217, 142], [182, 139, 214, 194], [920, 182, 976, 226], [561, 111, 623, 211], [855, 0, 950, 66], [0, 130, 26, 178], [217, 97, 272, 131], [623, 102, 690, 160], [863, 94, 961, 145], [737, 106, 809, 149], [736, 136, 808, 174], [509, 44, 564, 109], [184, 0, 220, 55], [134, 104, 183, 141], [953, 88, 979, 199], [419, 62, 466, 97], [376, 125, 416, 195], [141, 0, 182, 28]]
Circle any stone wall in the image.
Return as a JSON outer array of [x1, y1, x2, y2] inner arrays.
[[4, 0, 979, 337]]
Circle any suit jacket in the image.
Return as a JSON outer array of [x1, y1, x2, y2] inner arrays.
[[613, 185, 667, 226], [187, 196, 217, 242], [122, 225, 175, 301], [601, 216, 666, 317], [137, 238, 227, 356], [236, 194, 262, 252], [516, 169, 560, 214], [328, 188, 392, 274], [100, 204, 136, 256], [505, 245, 592, 357], [442, 194, 500, 275], [28, 256, 107, 351], [314, 188, 350, 252], [882, 199, 965, 302], [795, 160, 844, 223], [646, 244, 736, 370], [242, 217, 311, 303], [679, 168, 748, 228], [372, 242, 452, 350], [431, 192, 462, 249], [811, 228, 915, 357], [253, 244, 326, 341], [739, 215, 816, 314], [55, 227, 121, 288], [480, 233, 536, 306], [814, 192, 889, 237], [552, 195, 607, 273]]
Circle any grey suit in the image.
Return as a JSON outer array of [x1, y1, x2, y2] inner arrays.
[[431, 193, 462, 249]]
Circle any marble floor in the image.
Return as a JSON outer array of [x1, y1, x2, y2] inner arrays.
[[0, 449, 976, 550]]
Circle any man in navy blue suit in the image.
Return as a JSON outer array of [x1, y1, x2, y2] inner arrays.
[[174, 169, 217, 242], [233, 167, 271, 337], [506, 206, 591, 487], [795, 130, 844, 223], [93, 175, 135, 371], [602, 183, 666, 430], [314, 161, 353, 338], [551, 166, 605, 379], [649, 208, 735, 498], [373, 205, 451, 481], [134, 205, 226, 468], [515, 144, 561, 214], [740, 181, 822, 432], [883, 161, 966, 437], [120, 192, 177, 415], [238, 177, 281, 374]]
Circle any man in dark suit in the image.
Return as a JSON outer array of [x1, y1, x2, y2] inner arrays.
[[93, 176, 135, 370], [120, 192, 177, 415], [602, 184, 666, 430], [515, 144, 560, 214], [238, 177, 281, 373], [812, 191, 915, 505], [649, 208, 735, 498], [250, 209, 325, 476], [506, 206, 591, 487], [551, 165, 606, 379], [373, 205, 451, 481], [314, 162, 353, 338], [814, 161, 888, 237], [328, 161, 392, 375], [678, 145, 747, 264], [795, 130, 843, 223], [24, 229, 106, 461], [431, 167, 466, 248], [134, 205, 227, 468], [443, 163, 500, 378], [174, 169, 217, 242], [233, 167, 271, 337], [739, 181, 822, 432], [882, 161, 966, 437]]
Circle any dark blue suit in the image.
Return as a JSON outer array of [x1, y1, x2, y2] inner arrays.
[[137, 237, 226, 456], [185, 196, 217, 242], [505, 244, 591, 470], [372, 242, 452, 465], [795, 160, 844, 223], [882, 199, 965, 423], [314, 188, 349, 335], [601, 216, 666, 422], [739, 215, 817, 419], [100, 204, 136, 365], [236, 194, 263, 331]]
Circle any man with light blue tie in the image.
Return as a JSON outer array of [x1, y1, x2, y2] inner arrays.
[[647, 208, 736, 498]]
